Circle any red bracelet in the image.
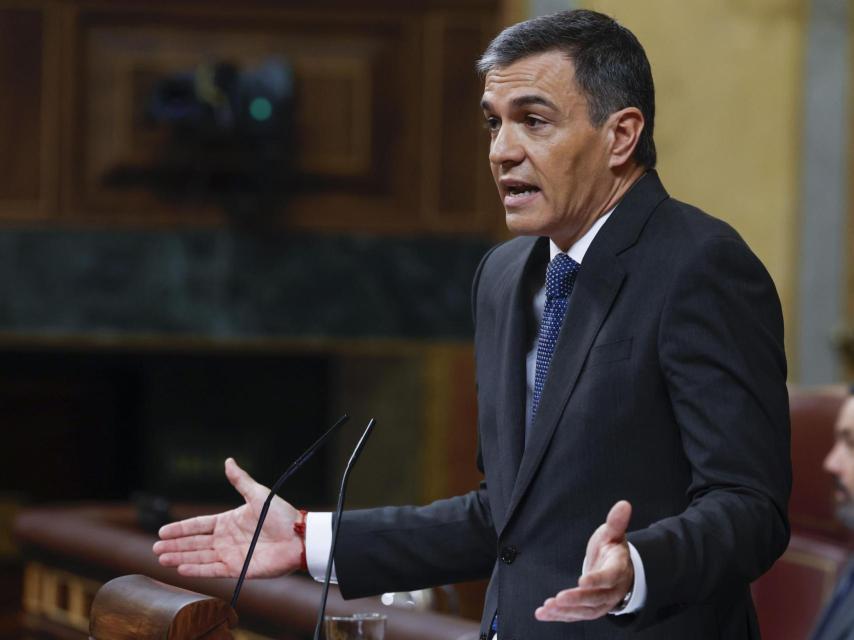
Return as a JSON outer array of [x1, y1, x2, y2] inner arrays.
[[293, 509, 308, 572]]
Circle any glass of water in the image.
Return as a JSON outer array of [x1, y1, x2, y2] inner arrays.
[[323, 612, 386, 640]]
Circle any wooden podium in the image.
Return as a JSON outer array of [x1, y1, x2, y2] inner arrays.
[[15, 504, 481, 640], [89, 575, 238, 640]]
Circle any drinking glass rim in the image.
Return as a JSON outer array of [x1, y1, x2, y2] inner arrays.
[[323, 612, 387, 622]]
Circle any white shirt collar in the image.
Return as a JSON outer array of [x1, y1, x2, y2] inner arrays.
[[549, 208, 614, 264]]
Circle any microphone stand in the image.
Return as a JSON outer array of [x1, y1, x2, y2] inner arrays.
[[230, 413, 350, 609], [313, 418, 377, 640]]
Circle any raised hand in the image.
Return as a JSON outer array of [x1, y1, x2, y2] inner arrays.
[[153, 458, 303, 579], [535, 500, 635, 622]]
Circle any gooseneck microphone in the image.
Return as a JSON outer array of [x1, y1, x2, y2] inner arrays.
[[313, 418, 377, 640], [230, 413, 350, 608]]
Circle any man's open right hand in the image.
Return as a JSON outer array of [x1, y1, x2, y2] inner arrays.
[[152, 457, 303, 578]]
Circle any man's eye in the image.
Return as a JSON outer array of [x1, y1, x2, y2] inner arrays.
[[483, 117, 500, 132], [525, 115, 545, 128]]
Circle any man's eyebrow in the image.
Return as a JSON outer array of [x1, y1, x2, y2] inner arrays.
[[480, 95, 560, 112], [511, 95, 559, 110]]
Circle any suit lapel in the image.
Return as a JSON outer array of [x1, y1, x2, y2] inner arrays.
[[501, 252, 625, 530], [821, 603, 854, 640], [498, 171, 669, 535], [815, 561, 854, 640], [491, 237, 547, 522]]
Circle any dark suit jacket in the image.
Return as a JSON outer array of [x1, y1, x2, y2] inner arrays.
[[334, 172, 791, 639], [812, 561, 854, 640]]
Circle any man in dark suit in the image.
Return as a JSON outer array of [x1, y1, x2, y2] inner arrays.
[[812, 393, 854, 640], [154, 10, 791, 638]]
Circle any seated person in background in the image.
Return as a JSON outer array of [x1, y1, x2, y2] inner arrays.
[[812, 390, 854, 640]]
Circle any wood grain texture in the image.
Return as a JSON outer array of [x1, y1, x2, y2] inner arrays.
[[43, 0, 502, 233], [0, 3, 58, 220], [89, 575, 236, 640], [0, 8, 42, 200]]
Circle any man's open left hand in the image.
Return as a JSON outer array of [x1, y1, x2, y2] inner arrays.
[[535, 500, 634, 622]]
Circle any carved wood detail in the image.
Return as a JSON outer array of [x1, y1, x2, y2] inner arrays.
[[42, 1, 501, 232], [0, 2, 58, 221]]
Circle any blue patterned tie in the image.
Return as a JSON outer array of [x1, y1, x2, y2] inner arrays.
[[488, 256, 579, 639], [532, 253, 580, 424]]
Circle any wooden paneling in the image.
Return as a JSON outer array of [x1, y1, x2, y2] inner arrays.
[[34, 1, 501, 233], [435, 17, 494, 223], [0, 8, 42, 202], [419, 12, 497, 230], [296, 56, 374, 176], [0, 3, 57, 220], [422, 344, 486, 620], [0, 348, 334, 506], [64, 9, 405, 226]]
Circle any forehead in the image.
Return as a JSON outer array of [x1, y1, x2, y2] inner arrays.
[[481, 50, 579, 106]]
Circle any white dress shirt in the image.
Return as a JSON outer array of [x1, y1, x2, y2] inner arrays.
[[305, 211, 648, 619]]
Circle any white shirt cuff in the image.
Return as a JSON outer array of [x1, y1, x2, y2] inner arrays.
[[305, 512, 337, 583], [611, 541, 647, 615]]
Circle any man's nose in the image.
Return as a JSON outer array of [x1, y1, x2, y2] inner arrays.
[[824, 442, 842, 474], [489, 124, 525, 167]]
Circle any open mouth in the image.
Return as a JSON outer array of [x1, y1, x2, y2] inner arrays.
[[502, 181, 541, 204], [508, 185, 539, 197]]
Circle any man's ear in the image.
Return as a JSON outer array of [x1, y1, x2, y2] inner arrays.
[[607, 107, 644, 169]]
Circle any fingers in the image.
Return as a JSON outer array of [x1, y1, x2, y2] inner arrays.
[[579, 536, 634, 591], [158, 549, 220, 567], [538, 502, 635, 624], [602, 500, 632, 542], [153, 534, 214, 555], [535, 586, 622, 622], [554, 586, 617, 609], [176, 562, 232, 578], [582, 500, 632, 573], [158, 515, 217, 540], [154, 534, 218, 568], [225, 457, 263, 502], [578, 562, 626, 590]]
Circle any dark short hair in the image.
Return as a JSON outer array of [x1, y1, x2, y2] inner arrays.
[[477, 9, 657, 169]]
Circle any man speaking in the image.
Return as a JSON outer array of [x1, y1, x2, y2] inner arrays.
[[154, 10, 791, 638]]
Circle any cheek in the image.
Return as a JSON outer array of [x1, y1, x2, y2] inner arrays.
[[840, 456, 854, 486]]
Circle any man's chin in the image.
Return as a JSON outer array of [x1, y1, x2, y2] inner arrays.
[[505, 211, 547, 237]]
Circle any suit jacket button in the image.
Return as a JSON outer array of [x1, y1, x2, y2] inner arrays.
[[500, 545, 517, 564]]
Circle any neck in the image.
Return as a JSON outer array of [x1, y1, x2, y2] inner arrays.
[[551, 165, 646, 252]]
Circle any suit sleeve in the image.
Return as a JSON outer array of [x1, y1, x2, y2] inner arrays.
[[333, 247, 500, 600], [625, 235, 791, 628], [333, 488, 496, 599]]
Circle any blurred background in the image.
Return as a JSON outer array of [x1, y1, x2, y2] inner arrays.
[[0, 0, 851, 637]]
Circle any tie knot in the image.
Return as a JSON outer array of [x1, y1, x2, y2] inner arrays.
[[546, 253, 580, 300]]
